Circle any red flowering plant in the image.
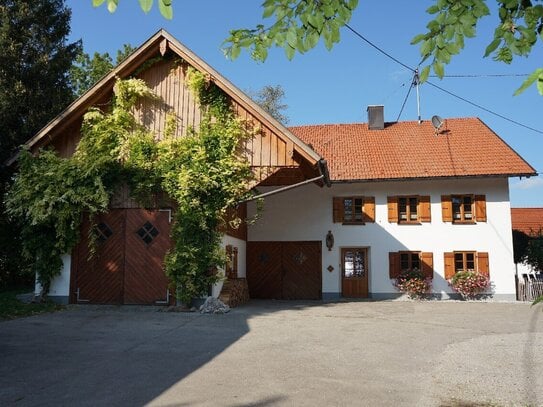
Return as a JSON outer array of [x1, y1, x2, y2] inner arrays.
[[394, 269, 431, 299], [449, 270, 490, 299]]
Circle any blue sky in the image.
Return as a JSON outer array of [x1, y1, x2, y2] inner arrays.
[[66, 1, 542, 207]]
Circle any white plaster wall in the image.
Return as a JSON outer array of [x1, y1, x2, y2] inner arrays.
[[212, 235, 247, 298], [248, 177, 516, 299], [35, 254, 71, 299]]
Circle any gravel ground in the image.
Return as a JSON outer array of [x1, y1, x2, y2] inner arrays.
[[0, 300, 542, 406]]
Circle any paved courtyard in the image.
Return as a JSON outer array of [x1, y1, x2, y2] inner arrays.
[[1, 300, 542, 406]]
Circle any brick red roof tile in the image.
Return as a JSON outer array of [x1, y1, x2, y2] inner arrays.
[[511, 208, 543, 236], [289, 118, 536, 181]]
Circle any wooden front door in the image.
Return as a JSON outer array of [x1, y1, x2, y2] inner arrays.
[[341, 248, 369, 298], [71, 209, 173, 305], [247, 241, 322, 300]]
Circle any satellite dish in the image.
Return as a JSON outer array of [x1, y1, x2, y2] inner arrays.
[[431, 115, 444, 131]]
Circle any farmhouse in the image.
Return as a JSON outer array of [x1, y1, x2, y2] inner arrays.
[[20, 30, 536, 304]]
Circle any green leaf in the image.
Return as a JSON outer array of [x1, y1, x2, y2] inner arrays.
[[537, 73, 543, 96], [285, 44, 295, 60], [411, 34, 426, 45], [138, 0, 153, 13], [427, 4, 440, 14], [107, 0, 118, 13], [306, 30, 319, 49], [286, 26, 298, 48], [513, 68, 543, 95], [263, 4, 276, 18], [158, 0, 173, 19], [420, 39, 434, 56], [419, 65, 431, 83], [484, 38, 501, 57], [92, 0, 106, 6], [433, 60, 444, 78]]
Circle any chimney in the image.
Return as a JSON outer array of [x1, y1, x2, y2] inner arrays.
[[367, 105, 384, 130]]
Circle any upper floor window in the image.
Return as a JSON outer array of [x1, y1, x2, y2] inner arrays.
[[441, 194, 486, 223], [452, 195, 473, 222], [333, 196, 375, 224], [387, 195, 431, 223]]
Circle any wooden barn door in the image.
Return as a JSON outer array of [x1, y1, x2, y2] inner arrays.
[[72, 211, 125, 304], [247, 241, 322, 300], [124, 209, 172, 304], [246, 242, 283, 299], [71, 209, 172, 305]]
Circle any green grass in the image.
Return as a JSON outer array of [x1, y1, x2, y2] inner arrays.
[[0, 288, 62, 320]]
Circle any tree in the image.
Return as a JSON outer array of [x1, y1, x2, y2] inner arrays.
[[0, 0, 81, 289], [95, 0, 543, 95], [70, 44, 135, 96], [249, 85, 289, 124], [0, 0, 81, 164]]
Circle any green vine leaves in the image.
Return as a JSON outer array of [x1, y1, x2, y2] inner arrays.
[[6, 71, 255, 301]]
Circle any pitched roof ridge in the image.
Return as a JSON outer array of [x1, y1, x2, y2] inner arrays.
[[288, 116, 483, 129]]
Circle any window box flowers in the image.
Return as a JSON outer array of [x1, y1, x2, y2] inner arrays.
[[449, 270, 490, 299], [394, 268, 431, 299]]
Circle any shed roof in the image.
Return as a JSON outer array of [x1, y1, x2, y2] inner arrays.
[[511, 208, 543, 236], [289, 118, 536, 182]]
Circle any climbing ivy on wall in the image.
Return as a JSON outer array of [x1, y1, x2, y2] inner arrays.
[[6, 67, 255, 303]]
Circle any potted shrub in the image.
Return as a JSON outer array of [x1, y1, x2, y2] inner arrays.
[[394, 268, 431, 299], [449, 270, 490, 300]]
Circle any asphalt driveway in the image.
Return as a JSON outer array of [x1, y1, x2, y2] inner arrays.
[[1, 300, 542, 406]]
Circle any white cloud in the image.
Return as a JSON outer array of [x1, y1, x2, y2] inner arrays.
[[512, 176, 543, 190]]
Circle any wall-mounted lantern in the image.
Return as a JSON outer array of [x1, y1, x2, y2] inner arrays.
[[325, 230, 334, 251]]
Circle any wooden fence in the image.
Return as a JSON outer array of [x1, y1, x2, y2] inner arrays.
[[516, 273, 543, 301]]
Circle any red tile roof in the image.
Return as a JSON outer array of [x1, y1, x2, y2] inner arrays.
[[289, 118, 536, 181], [511, 208, 543, 236]]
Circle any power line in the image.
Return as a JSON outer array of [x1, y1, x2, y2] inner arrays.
[[431, 73, 529, 78], [343, 23, 541, 134], [426, 81, 543, 135], [344, 24, 415, 72]]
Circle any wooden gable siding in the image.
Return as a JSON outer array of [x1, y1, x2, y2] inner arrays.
[[48, 57, 299, 188]]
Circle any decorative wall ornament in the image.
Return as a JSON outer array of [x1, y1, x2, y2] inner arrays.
[[326, 230, 334, 251]]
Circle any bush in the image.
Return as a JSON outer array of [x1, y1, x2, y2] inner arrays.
[[449, 271, 489, 300]]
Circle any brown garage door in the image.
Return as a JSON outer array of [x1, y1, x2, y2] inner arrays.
[[247, 241, 322, 300], [71, 209, 173, 305]]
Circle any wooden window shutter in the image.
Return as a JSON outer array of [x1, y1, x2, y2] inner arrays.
[[389, 252, 400, 279], [444, 252, 455, 280], [387, 196, 398, 223], [421, 252, 434, 280], [441, 195, 453, 222], [419, 196, 431, 222], [363, 196, 375, 223], [333, 197, 344, 223], [474, 195, 487, 222], [477, 252, 489, 277]]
